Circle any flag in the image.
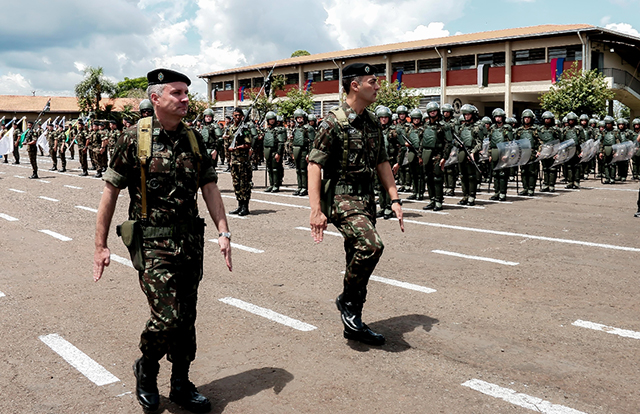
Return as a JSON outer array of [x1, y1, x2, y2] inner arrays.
[[392, 70, 403, 90], [0, 126, 14, 155], [52, 116, 60, 127], [550, 58, 566, 84], [304, 79, 313, 92], [556, 58, 565, 81], [39, 98, 51, 116], [37, 121, 49, 154], [239, 86, 245, 102], [477, 64, 489, 87]]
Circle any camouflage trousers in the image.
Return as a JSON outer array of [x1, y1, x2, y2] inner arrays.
[[13, 144, 20, 163], [49, 145, 57, 168], [78, 148, 88, 171], [332, 194, 384, 299], [138, 233, 204, 364], [58, 143, 67, 170], [231, 161, 252, 202], [27, 145, 38, 173]]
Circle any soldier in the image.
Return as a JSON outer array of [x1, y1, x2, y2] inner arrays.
[[76, 121, 90, 176], [455, 104, 482, 205], [598, 116, 619, 184], [291, 109, 313, 196], [419, 102, 451, 211], [538, 111, 561, 192], [376, 106, 399, 218], [441, 103, 459, 196], [200, 108, 222, 169], [23, 121, 39, 179], [55, 123, 68, 172], [308, 63, 404, 346], [404, 108, 424, 200], [98, 121, 109, 173], [308, 113, 318, 131], [12, 122, 21, 164], [139, 98, 154, 119], [616, 118, 632, 182], [88, 122, 103, 178], [67, 122, 76, 160], [94, 68, 231, 413], [395, 105, 410, 191], [226, 107, 253, 216], [107, 120, 120, 159], [515, 109, 541, 196], [562, 112, 586, 189], [47, 123, 58, 171], [631, 118, 640, 180], [262, 111, 287, 192], [488, 108, 513, 201]]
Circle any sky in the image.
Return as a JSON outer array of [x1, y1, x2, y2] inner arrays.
[[0, 0, 638, 98]]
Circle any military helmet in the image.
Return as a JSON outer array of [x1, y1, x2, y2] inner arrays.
[[505, 117, 516, 125], [276, 115, 284, 122], [521, 109, 535, 121], [425, 101, 440, 113], [617, 118, 629, 126], [139, 99, 153, 111], [376, 106, 392, 118], [265, 111, 277, 120], [562, 116, 568, 124], [392, 113, 398, 121], [632, 118, 640, 126], [481, 116, 492, 124], [459, 114, 465, 121], [308, 114, 317, 122], [604, 115, 615, 124], [579, 114, 590, 122], [396, 105, 408, 114], [566, 112, 578, 121], [470, 105, 479, 117], [409, 108, 423, 119], [441, 103, 454, 113], [461, 104, 475, 115], [492, 108, 506, 118], [203, 108, 214, 116], [589, 118, 597, 126], [542, 111, 555, 120], [293, 108, 306, 118], [597, 120, 606, 128]]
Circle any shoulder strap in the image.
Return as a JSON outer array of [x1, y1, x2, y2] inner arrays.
[[137, 117, 153, 220], [183, 121, 203, 190], [329, 108, 351, 180]]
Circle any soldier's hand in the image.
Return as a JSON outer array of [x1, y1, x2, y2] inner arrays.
[[309, 210, 327, 243], [599, 153, 603, 160], [93, 246, 111, 282], [392, 163, 400, 175], [439, 158, 446, 171], [392, 203, 404, 232], [418, 157, 423, 166], [218, 236, 232, 271], [275, 154, 280, 162]]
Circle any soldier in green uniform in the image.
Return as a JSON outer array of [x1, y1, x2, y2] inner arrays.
[[598, 116, 619, 184], [76, 121, 89, 176], [456, 104, 483, 205], [631, 118, 640, 180], [515, 109, 540, 196], [55, 123, 68, 172], [562, 112, 586, 189], [308, 63, 404, 346], [47, 123, 57, 170], [94, 69, 231, 414], [107, 120, 120, 159], [200, 108, 222, 169], [419, 102, 451, 210], [441, 103, 459, 196], [23, 121, 38, 179], [616, 118, 632, 181], [226, 107, 253, 215], [12, 122, 21, 164], [291, 109, 313, 196], [395, 105, 410, 191], [262, 111, 287, 192], [488, 108, 513, 201], [538, 111, 561, 192], [98, 122, 109, 173], [88, 122, 103, 178], [403, 108, 424, 200], [139, 99, 154, 119], [376, 106, 399, 218]]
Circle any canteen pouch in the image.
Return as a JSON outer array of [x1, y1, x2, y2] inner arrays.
[[320, 178, 336, 222], [116, 220, 144, 272]]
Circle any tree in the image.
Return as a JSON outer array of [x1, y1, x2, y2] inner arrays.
[[370, 79, 420, 112], [248, 90, 276, 122], [271, 74, 287, 94], [276, 87, 315, 120], [113, 76, 148, 98], [540, 62, 615, 118], [187, 92, 210, 120], [291, 50, 310, 58], [75, 66, 117, 117]]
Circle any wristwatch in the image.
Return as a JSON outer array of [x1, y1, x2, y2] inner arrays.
[[391, 199, 402, 206], [218, 232, 231, 241]]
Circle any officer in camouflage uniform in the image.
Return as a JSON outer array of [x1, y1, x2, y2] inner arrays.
[[616, 118, 632, 182], [88, 122, 104, 178], [107, 120, 120, 159], [308, 113, 318, 131], [226, 107, 253, 215], [562, 112, 586, 189], [456, 104, 483, 205], [55, 123, 68, 172], [76, 121, 90, 176], [262, 111, 287, 192], [631, 118, 640, 180], [376, 106, 399, 218], [598, 116, 619, 184], [420, 102, 451, 211], [99, 122, 109, 172], [538, 111, 561, 192], [47, 123, 57, 171], [395, 105, 411, 191], [94, 69, 231, 413], [308, 63, 404, 346], [12, 123, 21, 164], [515, 109, 540, 196], [291, 109, 314, 196], [23, 121, 39, 179], [489, 108, 513, 201]]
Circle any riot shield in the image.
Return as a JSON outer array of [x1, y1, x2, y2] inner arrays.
[[535, 140, 559, 161], [579, 139, 598, 163], [612, 141, 636, 162], [478, 138, 490, 161], [444, 147, 459, 167], [493, 138, 532, 170], [552, 140, 576, 167]]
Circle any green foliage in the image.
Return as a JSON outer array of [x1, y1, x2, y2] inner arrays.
[[540, 62, 614, 118], [187, 92, 209, 120], [291, 50, 311, 58], [276, 87, 315, 119], [248, 90, 276, 121], [271, 74, 287, 94], [113, 76, 148, 98], [370, 80, 420, 112], [74, 66, 117, 117]]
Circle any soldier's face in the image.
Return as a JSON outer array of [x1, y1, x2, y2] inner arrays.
[[296, 117, 304, 124], [544, 119, 553, 126], [494, 116, 503, 124], [153, 82, 189, 118], [524, 116, 532, 125], [398, 114, 406, 121], [606, 123, 613, 130], [204, 115, 213, 123], [352, 75, 379, 105], [618, 124, 625, 130], [443, 111, 451, 119], [379, 116, 389, 125], [412, 118, 421, 125], [233, 112, 243, 124], [268, 119, 276, 126]]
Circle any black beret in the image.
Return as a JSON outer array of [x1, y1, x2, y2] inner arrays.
[[109, 119, 117, 124], [342, 63, 374, 78], [147, 68, 191, 86]]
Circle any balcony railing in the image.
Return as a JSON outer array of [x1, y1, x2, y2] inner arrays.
[[602, 68, 640, 97]]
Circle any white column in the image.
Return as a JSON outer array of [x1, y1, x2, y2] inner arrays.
[[504, 41, 513, 116]]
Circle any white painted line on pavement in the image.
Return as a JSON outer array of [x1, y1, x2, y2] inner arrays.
[[404, 199, 485, 210], [340, 271, 436, 293], [432, 249, 519, 266], [39, 196, 59, 202], [38, 180, 50, 183], [110, 254, 134, 268], [13, 175, 25, 179], [219, 297, 317, 332], [39, 333, 120, 386], [65, 185, 82, 189], [0, 213, 18, 221], [0, 291, 5, 297], [395, 218, 640, 252], [462, 379, 586, 414], [296, 226, 343, 238], [209, 239, 264, 253], [572, 319, 640, 340], [39, 230, 72, 241], [76, 205, 98, 213], [252, 190, 308, 199], [402, 207, 449, 215], [9, 188, 25, 193], [582, 186, 637, 192], [222, 194, 310, 209], [226, 213, 248, 220]]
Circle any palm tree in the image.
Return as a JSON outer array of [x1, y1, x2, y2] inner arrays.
[[74, 66, 117, 116]]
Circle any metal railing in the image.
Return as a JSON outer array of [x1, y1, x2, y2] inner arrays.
[[602, 68, 640, 97]]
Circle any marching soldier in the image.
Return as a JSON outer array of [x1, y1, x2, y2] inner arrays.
[[12, 122, 21, 164], [376, 106, 399, 218], [88, 122, 103, 178], [226, 107, 253, 215], [395, 105, 411, 191], [262, 111, 287, 192], [47, 123, 58, 171], [419, 102, 451, 211], [200, 109, 222, 169], [538, 111, 561, 192], [515, 109, 541, 196], [404, 108, 424, 200], [441, 103, 459, 196], [562, 112, 586, 189], [107, 120, 120, 159], [76, 121, 89, 176], [24, 121, 39, 179], [55, 123, 68, 172]]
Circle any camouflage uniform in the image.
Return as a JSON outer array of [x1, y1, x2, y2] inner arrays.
[[47, 127, 58, 169], [263, 122, 287, 192], [488, 122, 513, 200], [201, 121, 222, 169], [24, 126, 38, 175], [292, 121, 313, 195], [538, 121, 561, 192], [379, 122, 399, 216], [75, 125, 89, 174], [88, 126, 102, 174], [456, 120, 483, 203], [12, 126, 21, 163], [107, 127, 121, 159], [103, 117, 217, 364], [308, 101, 388, 305], [226, 123, 253, 203], [562, 121, 586, 188], [56, 126, 68, 172]]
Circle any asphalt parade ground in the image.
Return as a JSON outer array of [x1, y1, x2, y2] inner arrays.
[[1, 150, 640, 413]]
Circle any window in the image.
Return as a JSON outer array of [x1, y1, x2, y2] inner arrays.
[[447, 55, 476, 70], [392, 60, 416, 74], [548, 45, 582, 61], [477, 52, 505, 67], [223, 106, 234, 117], [418, 58, 441, 73], [513, 48, 546, 65], [252, 77, 264, 88], [322, 100, 339, 117], [371, 64, 386, 77], [211, 81, 223, 91], [213, 107, 223, 120], [305, 70, 322, 82], [313, 101, 322, 116], [224, 81, 234, 91], [419, 96, 440, 112], [323, 69, 339, 81], [285, 73, 299, 85], [238, 78, 251, 88]]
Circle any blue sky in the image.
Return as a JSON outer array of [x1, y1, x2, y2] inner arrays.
[[0, 0, 637, 97]]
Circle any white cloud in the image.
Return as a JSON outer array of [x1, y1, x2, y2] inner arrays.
[[605, 23, 640, 38], [399, 22, 451, 42], [0, 73, 34, 95]]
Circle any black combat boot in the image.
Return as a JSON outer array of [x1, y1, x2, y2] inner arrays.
[[422, 201, 435, 210], [335, 292, 385, 346], [238, 201, 250, 216], [229, 202, 242, 214], [49, 166, 57, 171], [29, 172, 39, 179], [79, 170, 88, 177], [170, 362, 211, 413], [95, 169, 103, 178], [133, 357, 160, 412]]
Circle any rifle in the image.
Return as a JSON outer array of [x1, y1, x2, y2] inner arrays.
[[229, 63, 277, 150], [452, 132, 481, 173]]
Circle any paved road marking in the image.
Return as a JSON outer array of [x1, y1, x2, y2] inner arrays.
[[340, 271, 436, 293], [401, 207, 449, 215], [462, 379, 586, 413], [448, 196, 514, 204], [582, 186, 638, 192], [39, 333, 120, 386], [219, 297, 317, 331], [432, 249, 519, 266], [252, 190, 308, 199], [110, 254, 134, 268], [222, 194, 310, 209], [39, 230, 72, 241], [296, 226, 343, 238], [39, 196, 59, 202], [38, 180, 51, 183], [9, 188, 25, 193], [209, 238, 264, 253], [13, 175, 25, 179], [65, 185, 82, 189], [0, 291, 5, 297], [396, 218, 640, 252], [0, 213, 18, 221], [572, 319, 640, 340], [404, 199, 485, 210], [76, 205, 98, 213]]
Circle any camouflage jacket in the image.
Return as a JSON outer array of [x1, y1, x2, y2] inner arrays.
[[224, 122, 252, 165], [108, 129, 121, 149]]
